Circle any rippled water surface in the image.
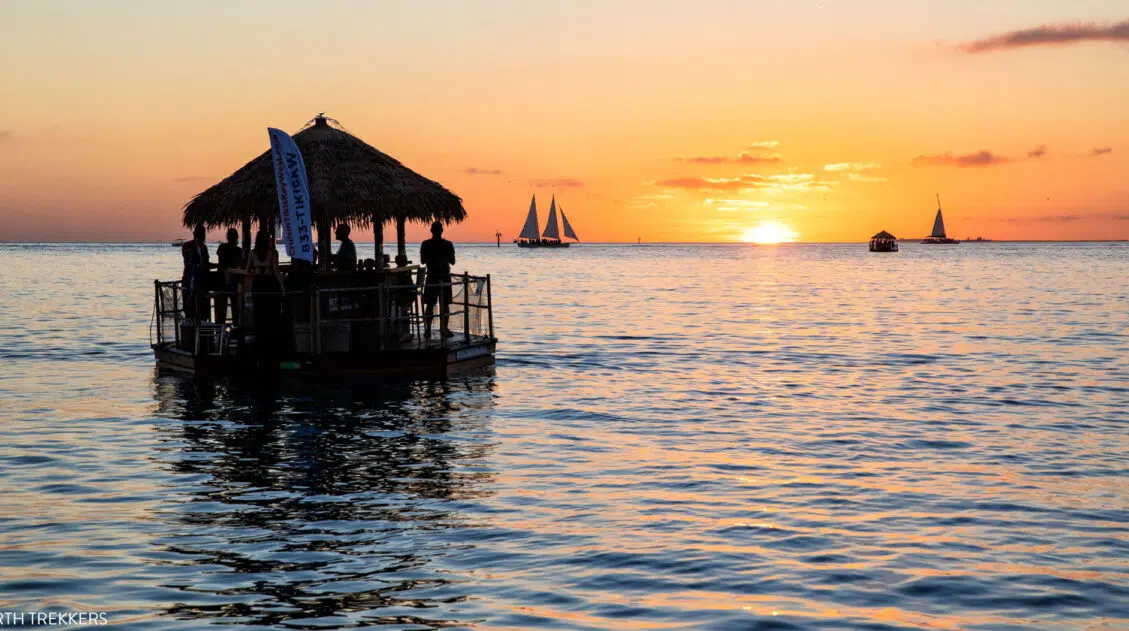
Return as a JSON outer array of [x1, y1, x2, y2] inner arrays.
[[1, 242, 1127, 630]]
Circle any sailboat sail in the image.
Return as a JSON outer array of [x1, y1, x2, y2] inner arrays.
[[519, 195, 540, 240], [560, 206, 579, 241], [930, 195, 947, 238], [930, 210, 947, 238], [542, 196, 561, 240]]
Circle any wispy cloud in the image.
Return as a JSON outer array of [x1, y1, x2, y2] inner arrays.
[[912, 150, 1010, 168], [1091, 146, 1113, 157], [628, 193, 676, 209], [703, 199, 771, 212], [846, 173, 887, 183], [824, 162, 881, 172], [657, 176, 760, 191], [981, 212, 1129, 223], [1027, 144, 1048, 158], [463, 167, 504, 176], [684, 152, 782, 165], [746, 141, 779, 149], [656, 173, 835, 192], [530, 178, 583, 188], [958, 19, 1129, 53]]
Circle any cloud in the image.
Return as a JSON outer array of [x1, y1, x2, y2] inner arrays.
[[530, 178, 583, 188], [684, 152, 782, 165], [912, 150, 1011, 167], [981, 212, 1129, 224], [174, 176, 212, 183], [463, 167, 504, 176], [958, 19, 1129, 53], [824, 162, 881, 172], [846, 173, 887, 183], [1028, 145, 1048, 158], [656, 173, 835, 192], [1091, 146, 1113, 157], [703, 198, 771, 212], [0, 130, 11, 142], [746, 141, 779, 149], [657, 176, 762, 190]]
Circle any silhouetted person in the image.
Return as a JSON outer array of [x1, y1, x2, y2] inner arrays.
[[214, 228, 242, 325], [420, 221, 455, 339], [334, 224, 357, 271], [244, 230, 286, 359], [181, 223, 210, 321]]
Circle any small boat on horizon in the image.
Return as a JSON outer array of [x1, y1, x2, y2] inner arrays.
[[515, 194, 579, 248], [922, 194, 960, 244], [171, 238, 186, 247]]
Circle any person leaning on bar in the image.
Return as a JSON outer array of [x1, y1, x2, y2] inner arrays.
[[420, 220, 455, 339], [334, 223, 357, 271]]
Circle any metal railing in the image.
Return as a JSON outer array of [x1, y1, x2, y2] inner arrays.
[[152, 271, 494, 357]]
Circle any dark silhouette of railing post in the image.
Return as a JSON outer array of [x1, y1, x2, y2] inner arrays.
[[463, 273, 470, 343], [486, 274, 494, 340]]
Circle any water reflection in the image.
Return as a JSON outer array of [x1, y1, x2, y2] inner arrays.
[[150, 370, 497, 628]]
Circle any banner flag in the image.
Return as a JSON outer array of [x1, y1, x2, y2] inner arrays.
[[267, 128, 314, 263]]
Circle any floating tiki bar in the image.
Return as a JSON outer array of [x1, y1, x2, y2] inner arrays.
[[869, 230, 898, 253], [152, 115, 496, 376]]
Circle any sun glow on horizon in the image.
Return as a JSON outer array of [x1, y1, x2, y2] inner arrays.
[[742, 221, 798, 244]]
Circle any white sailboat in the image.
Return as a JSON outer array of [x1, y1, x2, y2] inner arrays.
[[515, 194, 579, 248]]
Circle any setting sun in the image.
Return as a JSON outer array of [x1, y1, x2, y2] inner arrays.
[[742, 221, 798, 244]]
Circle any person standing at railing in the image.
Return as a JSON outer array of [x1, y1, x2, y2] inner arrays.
[[214, 228, 242, 325], [244, 230, 286, 358], [181, 223, 211, 321], [420, 220, 455, 339]]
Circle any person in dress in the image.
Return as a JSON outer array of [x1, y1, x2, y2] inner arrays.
[[243, 230, 286, 357], [420, 221, 455, 339]]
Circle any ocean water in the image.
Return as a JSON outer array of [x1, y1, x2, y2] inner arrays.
[[0, 242, 1127, 630]]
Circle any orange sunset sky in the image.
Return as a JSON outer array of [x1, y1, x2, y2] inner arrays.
[[1, 0, 1126, 243]]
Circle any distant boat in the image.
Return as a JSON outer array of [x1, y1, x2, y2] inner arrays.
[[869, 230, 898, 252], [921, 194, 960, 244], [171, 238, 186, 247], [514, 194, 579, 248]]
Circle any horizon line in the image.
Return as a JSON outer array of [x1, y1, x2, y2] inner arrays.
[[2, 239, 1126, 245]]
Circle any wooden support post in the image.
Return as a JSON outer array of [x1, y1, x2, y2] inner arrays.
[[374, 221, 385, 268], [314, 285, 321, 355], [317, 217, 331, 270], [395, 216, 408, 267], [241, 218, 252, 264]]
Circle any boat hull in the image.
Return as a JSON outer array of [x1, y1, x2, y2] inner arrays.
[[153, 336, 496, 378], [921, 237, 960, 244], [516, 241, 570, 248], [869, 242, 899, 252]]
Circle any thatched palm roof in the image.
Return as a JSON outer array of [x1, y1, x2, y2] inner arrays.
[[183, 116, 465, 229], [872, 230, 896, 240]]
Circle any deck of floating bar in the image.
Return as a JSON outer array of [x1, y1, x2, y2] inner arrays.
[[152, 267, 496, 377]]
